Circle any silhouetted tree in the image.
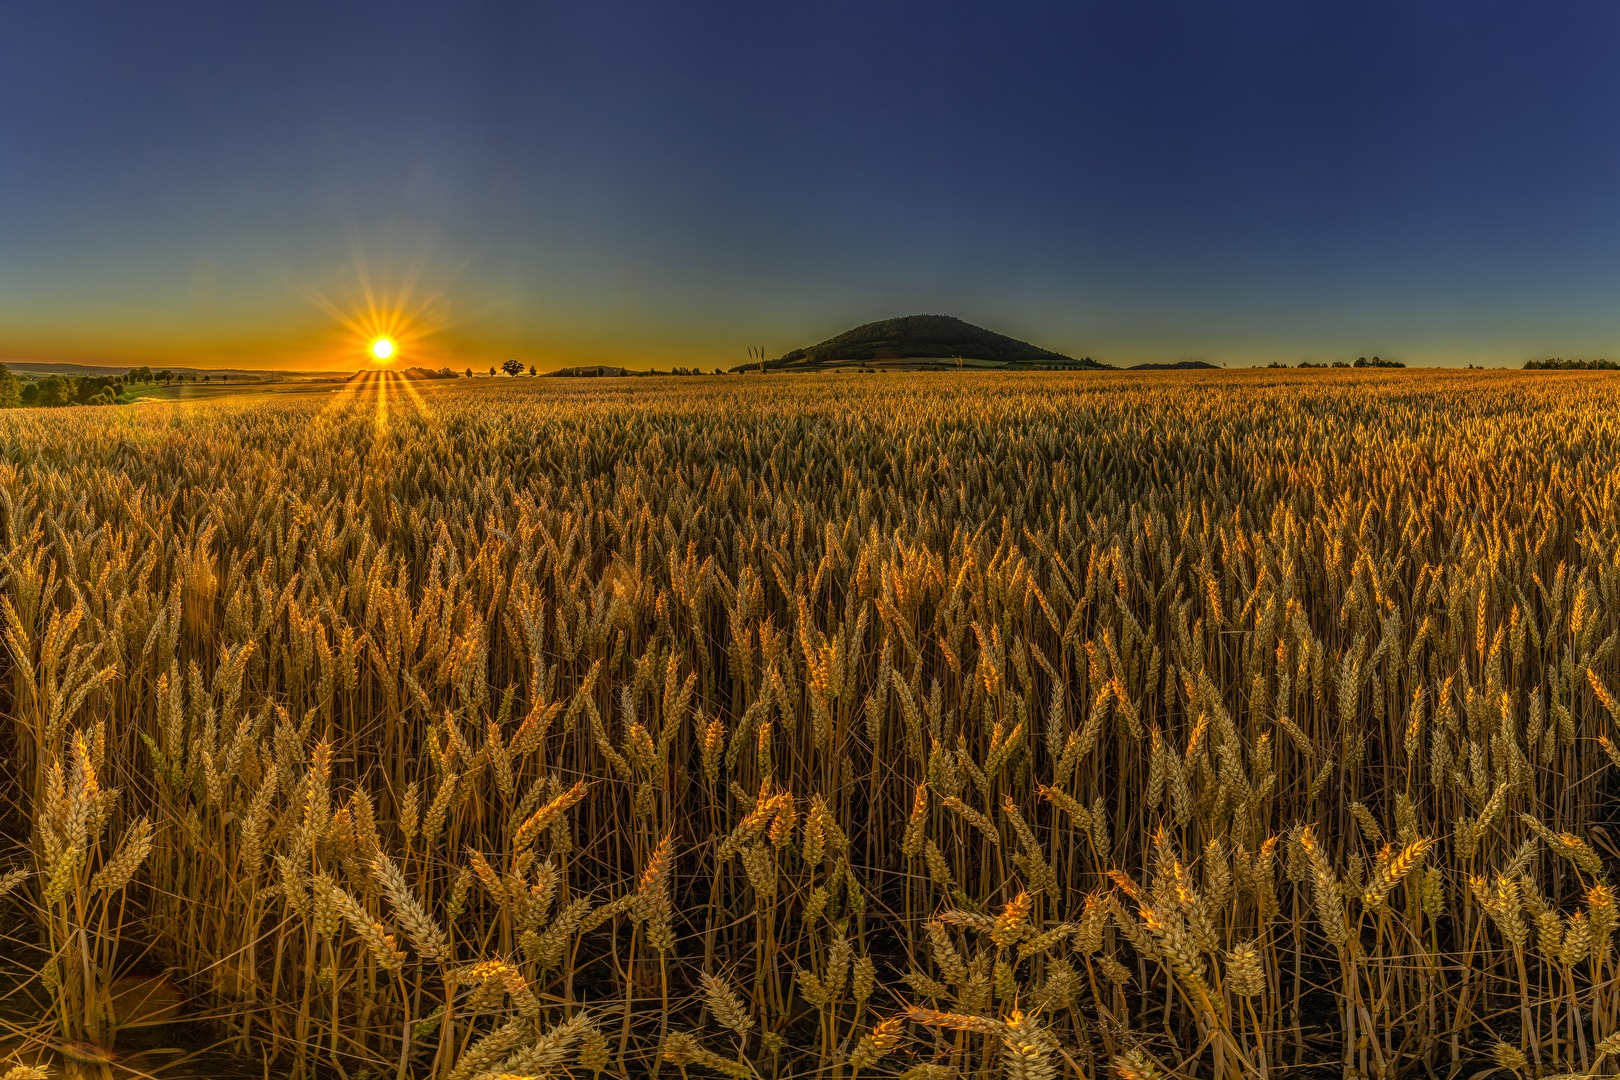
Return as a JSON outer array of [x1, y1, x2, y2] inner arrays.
[[502, 359, 523, 377], [528, 364, 537, 376]]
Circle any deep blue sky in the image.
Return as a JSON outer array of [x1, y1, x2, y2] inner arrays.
[[3, 1, 1619, 369]]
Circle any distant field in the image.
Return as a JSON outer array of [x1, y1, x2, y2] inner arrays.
[[1, 370, 1617, 1079], [121, 381, 294, 403]]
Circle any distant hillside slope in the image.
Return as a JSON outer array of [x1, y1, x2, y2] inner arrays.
[[732, 315, 1108, 371]]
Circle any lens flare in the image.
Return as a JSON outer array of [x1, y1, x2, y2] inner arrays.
[[281, 233, 458, 376]]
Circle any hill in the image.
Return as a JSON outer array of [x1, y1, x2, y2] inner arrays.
[[732, 315, 1107, 371]]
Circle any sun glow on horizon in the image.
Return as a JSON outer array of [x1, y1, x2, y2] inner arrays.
[[279, 231, 462, 373]]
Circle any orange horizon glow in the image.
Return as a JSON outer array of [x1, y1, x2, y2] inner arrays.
[[0, 234, 1565, 375], [264, 232, 466, 373], [0, 294, 1558, 374]]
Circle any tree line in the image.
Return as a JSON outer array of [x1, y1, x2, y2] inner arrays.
[[1274, 355, 1407, 369], [0, 364, 228, 408], [1524, 357, 1620, 370]]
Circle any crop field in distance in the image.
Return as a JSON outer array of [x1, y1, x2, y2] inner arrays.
[[2, 368, 1620, 1080]]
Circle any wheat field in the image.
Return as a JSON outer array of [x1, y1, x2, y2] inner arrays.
[[1, 369, 1618, 1080]]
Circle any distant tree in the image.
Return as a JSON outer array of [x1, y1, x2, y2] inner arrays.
[[0, 364, 18, 408], [1354, 356, 1368, 367], [35, 376, 69, 407], [465, 368, 473, 378], [488, 366, 496, 377], [502, 359, 524, 377], [75, 375, 119, 403], [528, 364, 537, 376]]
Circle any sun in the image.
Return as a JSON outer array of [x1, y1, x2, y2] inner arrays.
[[371, 337, 395, 362]]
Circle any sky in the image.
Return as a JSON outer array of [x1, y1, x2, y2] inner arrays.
[[4, 1, 1620, 371]]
